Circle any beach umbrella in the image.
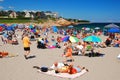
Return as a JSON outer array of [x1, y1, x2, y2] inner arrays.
[[82, 27, 87, 30], [95, 27, 100, 30], [104, 23, 120, 28], [0, 26, 3, 31], [0, 24, 7, 29], [29, 24, 34, 29], [52, 26, 58, 33], [6, 26, 14, 31], [18, 24, 25, 29], [69, 36, 79, 42], [85, 27, 90, 31], [82, 27, 91, 30], [76, 34, 80, 39], [36, 29, 39, 33], [11, 24, 17, 27], [31, 29, 37, 33], [83, 35, 102, 42], [0, 24, 3, 26], [108, 28, 120, 33], [68, 25, 74, 28], [62, 36, 70, 42], [82, 27, 85, 30]]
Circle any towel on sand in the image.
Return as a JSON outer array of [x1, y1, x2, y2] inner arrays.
[[117, 54, 120, 59], [37, 69, 87, 79]]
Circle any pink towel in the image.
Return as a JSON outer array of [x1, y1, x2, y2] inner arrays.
[[48, 45, 56, 49]]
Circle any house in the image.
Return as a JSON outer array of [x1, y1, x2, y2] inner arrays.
[[24, 11, 34, 19], [9, 11, 17, 18], [45, 12, 58, 18], [25, 12, 31, 18]]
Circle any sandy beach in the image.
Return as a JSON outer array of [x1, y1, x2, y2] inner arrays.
[[0, 30, 120, 80]]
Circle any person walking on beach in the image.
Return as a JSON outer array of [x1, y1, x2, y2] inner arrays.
[[63, 45, 74, 62], [23, 33, 31, 59]]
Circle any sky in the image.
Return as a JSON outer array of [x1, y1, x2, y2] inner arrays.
[[0, 0, 120, 22]]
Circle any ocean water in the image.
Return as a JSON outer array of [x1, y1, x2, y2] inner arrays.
[[74, 23, 120, 30]]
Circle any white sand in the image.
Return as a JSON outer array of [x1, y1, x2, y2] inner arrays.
[[0, 31, 120, 80]]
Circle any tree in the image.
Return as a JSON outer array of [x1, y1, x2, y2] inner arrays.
[[35, 11, 41, 19], [39, 11, 47, 19], [16, 11, 25, 18], [46, 11, 52, 13], [0, 10, 8, 16], [8, 10, 13, 14]]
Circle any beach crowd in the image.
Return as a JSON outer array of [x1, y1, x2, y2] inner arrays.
[[1, 23, 120, 74]]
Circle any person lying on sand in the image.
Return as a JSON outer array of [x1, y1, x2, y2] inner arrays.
[[54, 64, 89, 74], [33, 62, 88, 74], [0, 51, 18, 58]]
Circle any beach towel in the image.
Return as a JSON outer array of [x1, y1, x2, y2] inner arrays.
[[48, 45, 56, 49], [117, 54, 120, 59], [6, 53, 18, 58], [37, 69, 88, 80]]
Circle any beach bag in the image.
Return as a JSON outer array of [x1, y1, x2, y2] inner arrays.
[[40, 67, 48, 72]]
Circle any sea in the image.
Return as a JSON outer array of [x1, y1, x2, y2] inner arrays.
[[73, 23, 120, 30]]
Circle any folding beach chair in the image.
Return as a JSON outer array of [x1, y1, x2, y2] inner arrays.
[[86, 45, 93, 51]]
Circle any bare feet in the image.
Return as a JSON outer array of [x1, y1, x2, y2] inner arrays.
[[82, 67, 85, 69], [86, 69, 89, 72], [33, 66, 40, 69], [24, 55, 28, 59]]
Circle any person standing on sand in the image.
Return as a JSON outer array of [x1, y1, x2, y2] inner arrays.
[[62, 45, 74, 62], [23, 33, 31, 59]]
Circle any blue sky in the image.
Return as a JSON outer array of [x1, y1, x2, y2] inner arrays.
[[0, 0, 120, 22]]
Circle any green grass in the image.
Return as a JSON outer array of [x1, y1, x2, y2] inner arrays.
[[0, 18, 51, 24], [0, 20, 33, 23]]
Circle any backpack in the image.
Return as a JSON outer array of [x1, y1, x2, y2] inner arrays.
[[40, 67, 48, 72]]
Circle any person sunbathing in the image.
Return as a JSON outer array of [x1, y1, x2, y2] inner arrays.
[[0, 51, 18, 58], [74, 42, 84, 55], [50, 61, 67, 70], [55, 64, 88, 74], [33, 61, 68, 71], [0, 51, 8, 58], [33, 62, 88, 74]]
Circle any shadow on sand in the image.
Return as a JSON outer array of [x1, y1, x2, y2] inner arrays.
[[27, 55, 36, 59], [85, 53, 105, 57], [72, 52, 105, 57]]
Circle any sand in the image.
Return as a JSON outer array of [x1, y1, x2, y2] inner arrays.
[[0, 31, 120, 80]]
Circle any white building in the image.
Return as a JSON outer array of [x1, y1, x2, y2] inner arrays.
[[45, 12, 58, 18], [24, 11, 34, 19], [25, 12, 31, 18], [9, 11, 17, 18]]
